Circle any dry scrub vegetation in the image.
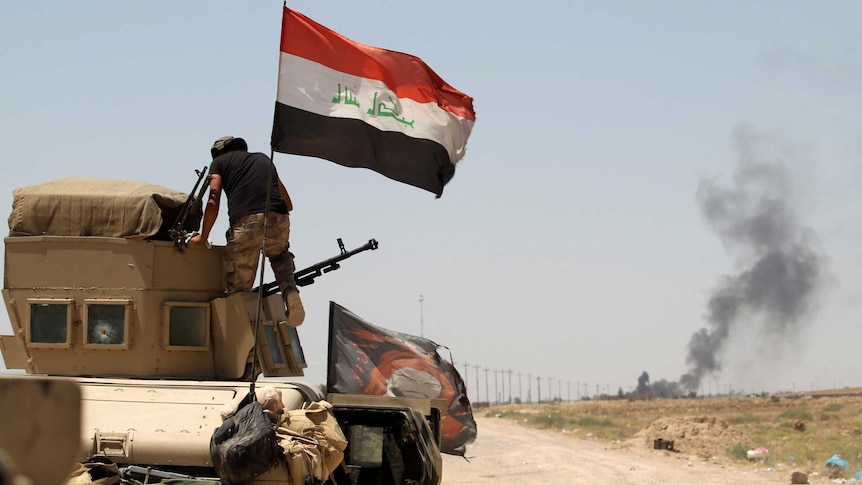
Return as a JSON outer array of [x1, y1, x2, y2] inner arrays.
[[486, 389, 862, 478]]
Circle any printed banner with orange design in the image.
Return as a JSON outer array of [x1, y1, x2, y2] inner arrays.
[[327, 301, 477, 455]]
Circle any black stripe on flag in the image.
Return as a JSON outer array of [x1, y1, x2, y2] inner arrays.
[[272, 103, 455, 197]]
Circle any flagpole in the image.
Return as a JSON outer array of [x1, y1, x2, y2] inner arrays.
[[246, 151, 276, 391]]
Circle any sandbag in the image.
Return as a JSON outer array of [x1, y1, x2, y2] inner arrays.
[[210, 394, 279, 484], [276, 401, 347, 485], [280, 429, 325, 485]]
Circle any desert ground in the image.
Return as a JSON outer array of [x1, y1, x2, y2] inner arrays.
[[442, 391, 862, 484], [442, 414, 788, 484]]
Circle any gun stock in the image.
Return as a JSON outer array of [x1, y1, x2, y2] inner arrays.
[[170, 166, 210, 249]]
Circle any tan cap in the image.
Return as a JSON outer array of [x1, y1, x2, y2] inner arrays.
[[210, 136, 248, 159]]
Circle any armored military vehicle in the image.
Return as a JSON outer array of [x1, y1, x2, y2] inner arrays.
[[0, 376, 82, 484], [0, 176, 443, 484]]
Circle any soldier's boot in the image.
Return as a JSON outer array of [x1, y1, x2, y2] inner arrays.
[[286, 291, 305, 327]]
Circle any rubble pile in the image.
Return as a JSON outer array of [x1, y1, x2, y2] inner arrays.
[[628, 415, 752, 460]]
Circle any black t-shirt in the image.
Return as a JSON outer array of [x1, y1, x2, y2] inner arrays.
[[209, 151, 288, 226]]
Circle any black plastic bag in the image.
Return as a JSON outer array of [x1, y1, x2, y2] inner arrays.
[[210, 392, 279, 484]]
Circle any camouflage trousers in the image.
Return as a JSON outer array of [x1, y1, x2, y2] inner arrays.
[[223, 212, 297, 296]]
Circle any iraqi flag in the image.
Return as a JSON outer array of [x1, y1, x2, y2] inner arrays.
[[327, 302, 477, 455], [271, 8, 476, 197]]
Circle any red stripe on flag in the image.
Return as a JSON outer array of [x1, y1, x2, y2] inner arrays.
[[281, 8, 475, 122]]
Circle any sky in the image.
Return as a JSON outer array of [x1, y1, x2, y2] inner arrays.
[[1, 1, 860, 402]]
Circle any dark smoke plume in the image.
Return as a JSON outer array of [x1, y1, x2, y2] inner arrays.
[[636, 371, 649, 394], [634, 371, 684, 398], [679, 128, 826, 392]]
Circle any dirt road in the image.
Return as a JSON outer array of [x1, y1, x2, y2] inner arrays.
[[442, 415, 796, 484]]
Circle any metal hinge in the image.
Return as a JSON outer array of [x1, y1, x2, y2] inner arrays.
[[95, 431, 132, 459]]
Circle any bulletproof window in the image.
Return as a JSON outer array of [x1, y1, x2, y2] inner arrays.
[[163, 303, 210, 350], [255, 322, 308, 374], [284, 325, 306, 367], [26, 299, 74, 348], [83, 300, 131, 349], [348, 425, 384, 467], [334, 407, 431, 485], [260, 295, 306, 371], [260, 322, 285, 367]]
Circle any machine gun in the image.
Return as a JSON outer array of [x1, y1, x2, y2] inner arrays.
[[257, 238, 379, 296], [170, 166, 210, 250]]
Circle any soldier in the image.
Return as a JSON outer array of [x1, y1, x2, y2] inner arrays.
[[189, 136, 304, 326]]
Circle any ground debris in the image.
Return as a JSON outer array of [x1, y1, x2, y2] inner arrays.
[[790, 470, 809, 484]]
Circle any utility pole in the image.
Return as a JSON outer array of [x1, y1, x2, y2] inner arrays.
[[558, 380, 561, 402], [419, 295, 424, 338], [493, 369, 499, 405], [548, 378, 552, 402], [537, 376, 542, 404], [517, 373, 523, 404], [507, 369, 513, 403], [484, 367, 489, 405], [463, 362, 469, 398], [527, 374, 532, 404], [473, 364, 480, 403]]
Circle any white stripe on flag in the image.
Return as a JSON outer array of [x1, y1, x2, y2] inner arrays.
[[277, 53, 474, 165]]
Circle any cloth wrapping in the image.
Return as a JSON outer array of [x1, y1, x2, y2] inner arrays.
[[220, 387, 285, 423], [8, 177, 193, 240]]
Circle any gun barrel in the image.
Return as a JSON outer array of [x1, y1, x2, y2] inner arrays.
[[256, 238, 378, 295], [170, 165, 209, 247]]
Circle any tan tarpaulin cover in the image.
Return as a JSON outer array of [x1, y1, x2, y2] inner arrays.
[[8, 177, 189, 239]]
